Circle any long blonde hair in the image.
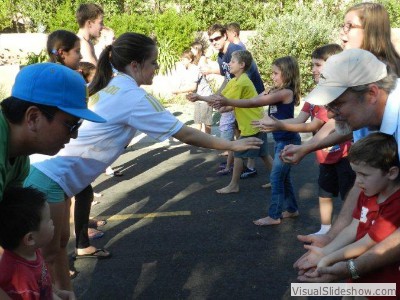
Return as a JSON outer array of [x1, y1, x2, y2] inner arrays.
[[272, 56, 301, 106], [347, 2, 400, 76]]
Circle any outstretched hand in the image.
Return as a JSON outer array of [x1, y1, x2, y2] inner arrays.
[[297, 234, 332, 248], [186, 93, 199, 102], [295, 244, 325, 271], [230, 137, 263, 152], [280, 144, 307, 164], [297, 261, 349, 283], [251, 115, 280, 132], [211, 95, 228, 109]]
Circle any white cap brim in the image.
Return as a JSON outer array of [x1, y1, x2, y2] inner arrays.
[[304, 85, 347, 106]]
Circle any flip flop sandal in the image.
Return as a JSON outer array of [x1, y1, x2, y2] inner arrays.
[[73, 248, 112, 259]]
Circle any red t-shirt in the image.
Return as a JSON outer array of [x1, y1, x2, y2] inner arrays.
[[301, 102, 351, 164], [351, 189, 400, 298], [0, 249, 53, 300]]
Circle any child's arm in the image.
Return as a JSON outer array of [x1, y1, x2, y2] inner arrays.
[[296, 218, 359, 270], [280, 119, 352, 164], [252, 114, 324, 133], [213, 89, 293, 109], [280, 111, 311, 124], [318, 233, 376, 268], [186, 93, 214, 103]]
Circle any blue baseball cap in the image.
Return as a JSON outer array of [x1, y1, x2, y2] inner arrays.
[[11, 63, 106, 123]]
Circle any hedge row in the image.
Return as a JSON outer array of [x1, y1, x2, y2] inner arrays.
[[1, 0, 400, 92]]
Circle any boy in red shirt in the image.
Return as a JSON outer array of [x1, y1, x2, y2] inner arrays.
[[296, 133, 400, 298], [0, 187, 73, 300]]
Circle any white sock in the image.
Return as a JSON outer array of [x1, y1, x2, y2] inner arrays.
[[313, 224, 331, 235], [105, 166, 114, 175]]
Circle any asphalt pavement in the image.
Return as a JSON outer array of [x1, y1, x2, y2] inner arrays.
[[68, 105, 342, 300]]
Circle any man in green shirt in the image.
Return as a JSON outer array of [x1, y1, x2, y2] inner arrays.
[[0, 62, 105, 298], [0, 63, 105, 200]]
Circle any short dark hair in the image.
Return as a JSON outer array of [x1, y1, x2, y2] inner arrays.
[[0, 187, 47, 250], [76, 3, 104, 28], [226, 22, 241, 35], [231, 50, 253, 72], [207, 23, 226, 37], [348, 132, 400, 174], [1, 97, 59, 124], [311, 44, 343, 61]]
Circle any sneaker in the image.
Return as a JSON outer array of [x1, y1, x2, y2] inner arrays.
[[240, 167, 257, 179]]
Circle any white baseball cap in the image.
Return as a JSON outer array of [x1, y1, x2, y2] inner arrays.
[[305, 49, 387, 105]]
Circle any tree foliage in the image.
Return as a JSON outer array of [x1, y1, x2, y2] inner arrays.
[[1, 0, 400, 77], [250, 4, 341, 93]]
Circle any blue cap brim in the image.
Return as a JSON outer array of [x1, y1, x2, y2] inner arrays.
[[58, 107, 107, 123]]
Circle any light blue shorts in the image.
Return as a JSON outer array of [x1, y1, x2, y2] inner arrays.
[[220, 128, 234, 141], [24, 166, 66, 203]]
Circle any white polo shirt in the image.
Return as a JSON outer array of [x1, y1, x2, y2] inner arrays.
[[31, 73, 183, 197]]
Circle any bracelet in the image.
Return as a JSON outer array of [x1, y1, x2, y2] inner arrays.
[[347, 259, 360, 279]]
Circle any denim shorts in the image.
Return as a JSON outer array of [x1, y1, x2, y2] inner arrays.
[[24, 166, 66, 203], [234, 132, 268, 158]]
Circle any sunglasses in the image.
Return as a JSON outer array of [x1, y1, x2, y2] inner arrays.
[[209, 35, 224, 43], [41, 109, 83, 134]]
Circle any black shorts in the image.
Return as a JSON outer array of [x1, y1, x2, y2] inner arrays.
[[318, 158, 355, 200]]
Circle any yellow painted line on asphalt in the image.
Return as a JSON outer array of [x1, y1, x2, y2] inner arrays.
[[106, 211, 191, 221]]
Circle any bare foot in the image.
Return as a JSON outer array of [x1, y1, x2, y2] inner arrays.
[[253, 216, 281, 226], [261, 182, 271, 189], [216, 185, 239, 194], [282, 211, 299, 218]]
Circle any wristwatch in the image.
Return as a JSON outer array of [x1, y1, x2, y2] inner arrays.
[[347, 259, 360, 279]]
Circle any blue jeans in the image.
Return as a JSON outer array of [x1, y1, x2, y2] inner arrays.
[[268, 136, 301, 219]]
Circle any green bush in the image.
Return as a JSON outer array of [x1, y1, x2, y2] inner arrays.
[[0, 0, 13, 31], [23, 49, 48, 65], [380, 0, 400, 27], [250, 5, 340, 95], [47, 0, 77, 32], [153, 9, 198, 74], [106, 13, 152, 37], [153, 9, 198, 56]]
